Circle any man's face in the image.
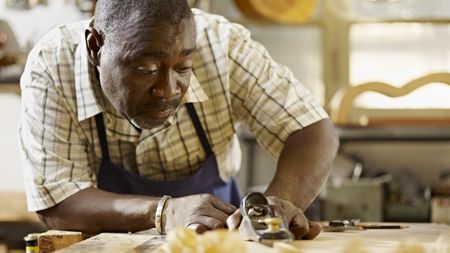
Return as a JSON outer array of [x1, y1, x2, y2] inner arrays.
[[98, 17, 196, 129]]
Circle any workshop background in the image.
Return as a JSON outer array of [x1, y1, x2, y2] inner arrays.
[[1, 0, 450, 252]]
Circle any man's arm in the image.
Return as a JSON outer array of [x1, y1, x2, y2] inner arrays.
[[265, 118, 338, 211], [37, 188, 236, 234], [226, 119, 338, 239], [37, 187, 158, 234], [263, 118, 338, 239]]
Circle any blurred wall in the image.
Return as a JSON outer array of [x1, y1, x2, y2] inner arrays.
[[0, 0, 87, 191], [0, 0, 87, 52]]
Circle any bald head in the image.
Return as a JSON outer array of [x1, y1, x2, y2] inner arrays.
[[94, 0, 193, 42]]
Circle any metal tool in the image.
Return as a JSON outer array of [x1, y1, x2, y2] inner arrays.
[[322, 219, 364, 232], [322, 219, 408, 232], [239, 192, 294, 245]]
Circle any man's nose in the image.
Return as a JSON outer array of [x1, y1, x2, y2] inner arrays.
[[151, 70, 180, 99]]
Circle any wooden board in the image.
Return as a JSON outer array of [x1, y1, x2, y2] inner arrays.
[[289, 223, 450, 253], [55, 223, 450, 253], [38, 230, 84, 253], [55, 228, 277, 253]]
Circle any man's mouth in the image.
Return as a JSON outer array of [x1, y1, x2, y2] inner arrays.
[[137, 98, 181, 119], [146, 107, 173, 119]]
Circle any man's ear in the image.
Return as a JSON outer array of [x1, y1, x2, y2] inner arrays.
[[85, 27, 104, 66]]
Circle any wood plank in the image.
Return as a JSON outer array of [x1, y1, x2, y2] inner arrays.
[[55, 223, 450, 253], [56, 229, 274, 253], [38, 230, 84, 253], [289, 223, 450, 253], [56, 232, 165, 253]]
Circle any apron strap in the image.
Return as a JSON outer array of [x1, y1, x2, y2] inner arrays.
[[94, 104, 213, 161], [95, 113, 110, 161], [185, 103, 214, 157]]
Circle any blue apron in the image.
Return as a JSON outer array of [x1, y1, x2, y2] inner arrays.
[[95, 103, 241, 207]]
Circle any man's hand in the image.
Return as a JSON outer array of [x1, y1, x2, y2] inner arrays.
[[164, 194, 237, 234], [226, 196, 321, 240]]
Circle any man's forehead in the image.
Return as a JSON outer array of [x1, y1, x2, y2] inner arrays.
[[115, 22, 196, 60], [114, 17, 196, 42], [126, 13, 195, 32]]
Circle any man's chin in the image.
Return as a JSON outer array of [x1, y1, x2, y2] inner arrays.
[[129, 117, 168, 129]]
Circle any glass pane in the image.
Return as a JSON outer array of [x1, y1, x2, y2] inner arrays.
[[350, 0, 450, 20], [350, 23, 450, 109]]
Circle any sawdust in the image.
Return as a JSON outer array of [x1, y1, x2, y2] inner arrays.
[[153, 229, 449, 253], [342, 238, 369, 253], [392, 242, 427, 253], [153, 228, 246, 253], [273, 242, 303, 253]]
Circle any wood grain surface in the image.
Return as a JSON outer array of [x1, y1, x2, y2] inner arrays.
[[55, 223, 450, 253]]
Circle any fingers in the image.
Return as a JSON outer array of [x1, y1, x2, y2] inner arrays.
[[198, 194, 237, 226], [187, 215, 225, 232], [166, 194, 237, 234], [266, 196, 320, 240], [302, 221, 321, 240], [268, 196, 296, 228], [289, 210, 310, 239], [271, 203, 289, 227], [186, 223, 208, 234], [201, 205, 230, 225], [210, 195, 237, 215], [272, 204, 312, 239], [182, 195, 237, 233], [226, 209, 242, 230]]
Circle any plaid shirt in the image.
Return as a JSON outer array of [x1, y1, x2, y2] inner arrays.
[[19, 9, 328, 211]]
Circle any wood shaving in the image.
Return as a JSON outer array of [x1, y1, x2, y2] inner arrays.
[[342, 238, 369, 253], [154, 228, 246, 253]]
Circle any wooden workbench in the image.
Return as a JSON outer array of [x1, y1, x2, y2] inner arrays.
[[55, 223, 449, 253]]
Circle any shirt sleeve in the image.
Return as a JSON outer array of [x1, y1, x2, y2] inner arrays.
[[228, 23, 328, 160], [19, 47, 94, 212]]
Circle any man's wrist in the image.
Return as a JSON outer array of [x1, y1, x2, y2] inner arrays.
[[155, 195, 171, 235]]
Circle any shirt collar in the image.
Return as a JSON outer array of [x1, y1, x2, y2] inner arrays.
[[183, 73, 209, 103]]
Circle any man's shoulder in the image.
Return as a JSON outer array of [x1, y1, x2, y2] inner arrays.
[[23, 20, 90, 97], [31, 20, 90, 54], [192, 9, 249, 38], [192, 8, 229, 26]]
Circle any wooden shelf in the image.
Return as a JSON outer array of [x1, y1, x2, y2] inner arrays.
[[337, 125, 450, 143]]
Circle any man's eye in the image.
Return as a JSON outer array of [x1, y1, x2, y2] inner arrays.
[[176, 66, 192, 73], [136, 65, 158, 75]]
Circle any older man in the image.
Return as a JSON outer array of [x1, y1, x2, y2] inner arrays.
[[19, 0, 338, 238]]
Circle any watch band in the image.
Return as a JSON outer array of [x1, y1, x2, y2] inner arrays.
[[155, 195, 171, 235]]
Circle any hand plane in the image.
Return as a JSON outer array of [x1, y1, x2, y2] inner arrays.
[[238, 192, 294, 245]]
